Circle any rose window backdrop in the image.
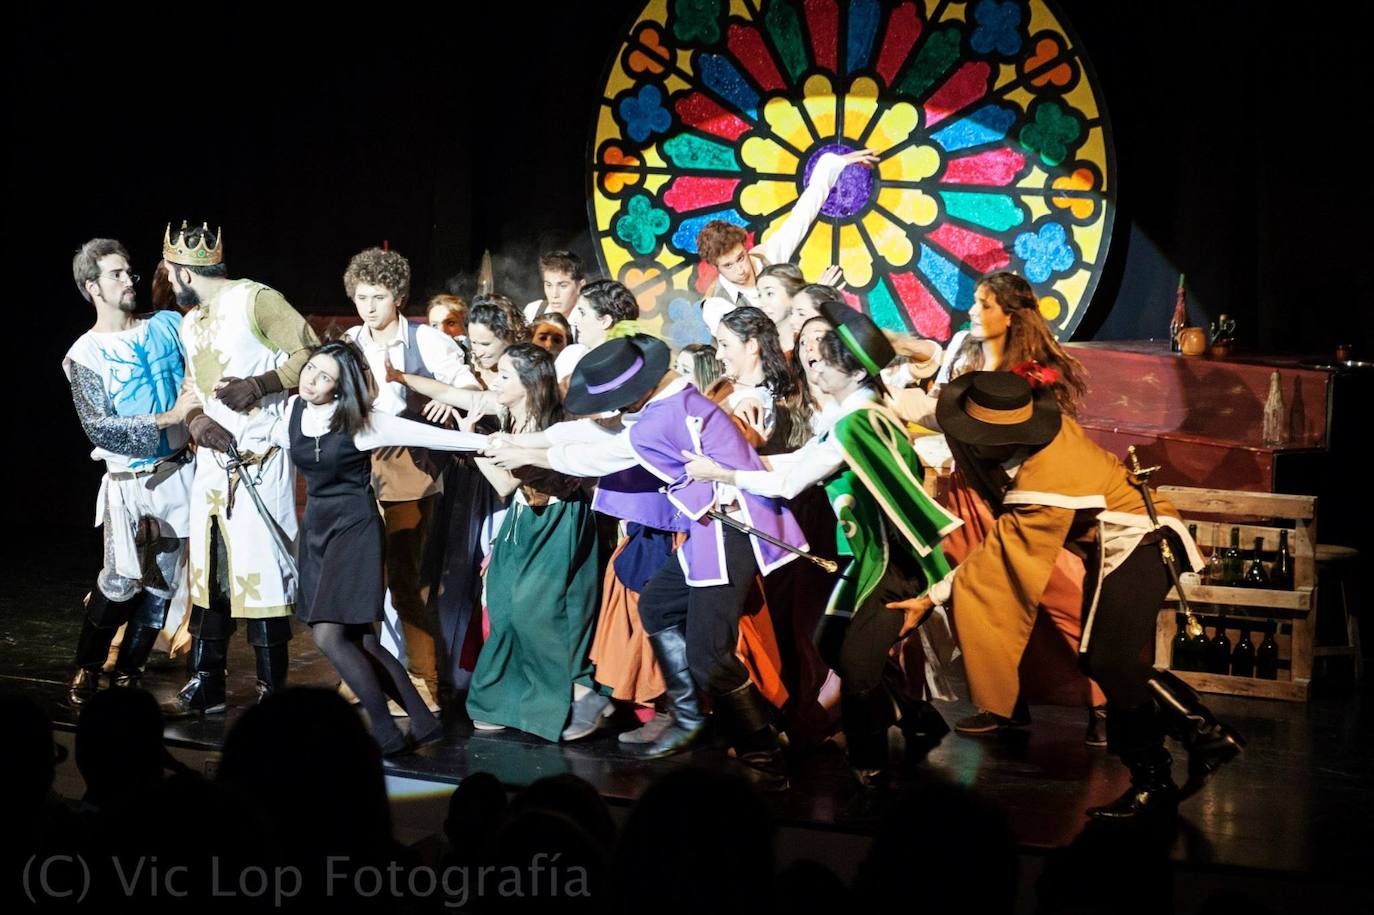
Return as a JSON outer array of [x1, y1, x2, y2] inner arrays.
[[588, 0, 1115, 349]]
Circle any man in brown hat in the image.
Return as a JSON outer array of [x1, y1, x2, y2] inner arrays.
[[889, 371, 1245, 819]]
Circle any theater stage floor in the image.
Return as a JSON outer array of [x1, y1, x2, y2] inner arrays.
[[6, 527, 1371, 905]]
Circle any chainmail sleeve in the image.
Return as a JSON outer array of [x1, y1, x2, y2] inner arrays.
[[69, 361, 161, 458]]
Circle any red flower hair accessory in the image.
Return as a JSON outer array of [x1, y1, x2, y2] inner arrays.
[[1011, 361, 1059, 389]]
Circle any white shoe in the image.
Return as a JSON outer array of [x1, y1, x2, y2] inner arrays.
[[472, 719, 506, 731]]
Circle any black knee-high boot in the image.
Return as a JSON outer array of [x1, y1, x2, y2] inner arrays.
[[1147, 670, 1245, 798], [1086, 702, 1178, 819], [247, 618, 292, 702], [714, 680, 789, 791], [69, 590, 136, 706], [112, 593, 171, 689], [841, 687, 896, 788], [162, 605, 230, 717], [631, 627, 709, 759]]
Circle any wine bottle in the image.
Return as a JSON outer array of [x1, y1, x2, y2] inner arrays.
[[1188, 619, 1210, 667], [1256, 622, 1280, 680], [1261, 371, 1285, 446], [1204, 523, 1226, 585], [1271, 529, 1294, 590], [1222, 527, 1244, 586], [1169, 273, 1187, 353], [1243, 536, 1271, 588], [1231, 628, 1255, 677], [1206, 619, 1232, 674], [1171, 612, 1196, 671]]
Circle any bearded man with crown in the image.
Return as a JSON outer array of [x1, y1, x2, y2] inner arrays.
[[159, 222, 319, 717]]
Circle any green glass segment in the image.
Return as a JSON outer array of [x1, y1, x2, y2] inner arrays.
[[939, 191, 1024, 232]]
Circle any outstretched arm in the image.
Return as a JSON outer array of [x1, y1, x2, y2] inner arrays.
[[385, 356, 495, 413], [684, 437, 836, 500], [355, 412, 489, 452], [757, 148, 879, 265]]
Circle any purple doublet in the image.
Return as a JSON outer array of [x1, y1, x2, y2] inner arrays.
[[592, 386, 806, 586]]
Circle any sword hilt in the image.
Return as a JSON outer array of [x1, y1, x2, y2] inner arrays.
[[1126, 445, 1161, 482]]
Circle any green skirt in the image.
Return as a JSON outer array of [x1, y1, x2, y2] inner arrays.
[[466, 496, 600, 741]]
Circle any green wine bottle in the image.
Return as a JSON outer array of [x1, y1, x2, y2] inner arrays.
[[1206, 617, 1232, 674], [1231, 628, 1255, 677], [1256, 622, 1280, 680], [1271, 530, 1294, 590], [1223, 527, 1244, 585], [1243, 536, 1271, 588]]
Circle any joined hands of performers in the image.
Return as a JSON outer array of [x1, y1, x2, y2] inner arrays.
[[479, 435, 537, 471]]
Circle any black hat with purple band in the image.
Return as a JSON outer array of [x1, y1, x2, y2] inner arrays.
[[564, 334, 672, 415]]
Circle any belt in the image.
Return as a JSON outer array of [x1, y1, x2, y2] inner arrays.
[[223, 446, 281, 519], [107, 449, 193, 489]]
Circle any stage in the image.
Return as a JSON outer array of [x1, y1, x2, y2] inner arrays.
[[7, 526, 1371, 910]]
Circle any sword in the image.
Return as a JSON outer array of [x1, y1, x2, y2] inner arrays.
[[226, 442, 300, 580], [705, 509, 840, 574], [1126, 445, 1201, 638]]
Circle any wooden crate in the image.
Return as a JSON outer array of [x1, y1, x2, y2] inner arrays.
[[1152, 486, 1317, 701]]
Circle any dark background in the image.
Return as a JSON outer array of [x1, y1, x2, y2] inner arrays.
[[9, 1, 1370, 531]]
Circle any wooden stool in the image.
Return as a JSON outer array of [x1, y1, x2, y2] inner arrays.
[[1313, 544, 1363, 681]]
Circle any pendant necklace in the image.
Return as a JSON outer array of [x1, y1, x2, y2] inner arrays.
[[313, 435, 322, 461]]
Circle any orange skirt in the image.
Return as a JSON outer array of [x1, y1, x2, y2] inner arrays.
[[588, 534, 790, 710]]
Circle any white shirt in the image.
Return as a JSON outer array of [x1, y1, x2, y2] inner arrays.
[[734, 387, 878, 499], [343, 320, 478, 500], [543, 379, 690, 478], [523, 299, 577, 329], [345, 320, 476, 417], [544, 378, 746, 514], [702, 151, 850, 333], [277, 397, 490, 452], [554, 342, 591, 383], [934, 330, 973, 387]]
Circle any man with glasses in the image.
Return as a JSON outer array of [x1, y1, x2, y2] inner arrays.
[[64, 238, 199, 706], [160, 222, 318, 716]]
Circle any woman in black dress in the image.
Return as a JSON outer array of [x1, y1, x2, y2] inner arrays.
[[278, 340, 487, 755]]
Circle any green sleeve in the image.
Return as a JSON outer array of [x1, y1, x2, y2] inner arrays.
[[249, 287, 319, 387]]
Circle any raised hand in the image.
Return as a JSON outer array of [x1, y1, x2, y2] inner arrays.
[[816, 264, 845, 288], [840, 147, 880, 169], [732, 398, 767, 437], [383, 354, 405, 386]]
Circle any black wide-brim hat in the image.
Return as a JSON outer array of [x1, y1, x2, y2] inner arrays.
[[936, 371, 1062, 446], [819, 299, 896, 379], [564, 334, 671, 415]]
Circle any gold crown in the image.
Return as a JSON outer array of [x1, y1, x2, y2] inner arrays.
[[163, 220, 223, 266]]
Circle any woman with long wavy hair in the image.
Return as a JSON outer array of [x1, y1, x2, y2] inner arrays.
[[710, 306, 841, 742], [459, 344, 601, 739], [393, 296, 528, 702], [713, 305, 812, 452]]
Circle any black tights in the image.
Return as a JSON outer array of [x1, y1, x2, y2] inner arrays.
[[310, 622, 438, 741]]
